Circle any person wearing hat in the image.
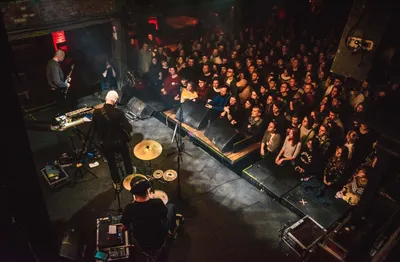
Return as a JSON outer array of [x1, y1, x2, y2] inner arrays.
[[121, 175, 183, 250], [92, 90, 134, 188]]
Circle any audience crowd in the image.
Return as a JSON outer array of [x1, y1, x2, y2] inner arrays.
[[135, 27, 399, 207]]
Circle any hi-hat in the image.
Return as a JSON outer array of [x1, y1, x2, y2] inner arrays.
[[133, 140, 163, 161], [163, 169, 177, 182], [153, 170, 164, 179], [123, 174, 147, 191]]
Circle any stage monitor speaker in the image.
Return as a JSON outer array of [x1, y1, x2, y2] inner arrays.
[[176, 100, 210, 130], [204, 118, 243, 152], [330, 0, 392, 81], [126, 96, 155, 119]]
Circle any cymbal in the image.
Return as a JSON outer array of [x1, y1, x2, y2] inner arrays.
[[123, 174, 147, 191], [133, 140, 163, 161], [163, 169, 177, 182], [153, 170, 164, 179]]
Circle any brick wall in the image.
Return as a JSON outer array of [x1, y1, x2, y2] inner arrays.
[[1, 0, 116, 32]]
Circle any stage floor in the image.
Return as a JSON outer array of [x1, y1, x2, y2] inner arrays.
[[30, 115, 299, 262], [242, 159, 353, 229]]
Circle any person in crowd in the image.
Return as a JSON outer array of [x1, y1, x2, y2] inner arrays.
[[241, 105, 264, 138], [316, 124, 331, 157], [266, 100, 286, 135], [147, 57, 161, 91], [224, 67, 239, 97], [260, 121, 282, 156], [299, 115, 315, 144], [177, 81, 198, 103], [201, 64, 213, 84], [138, 43, 152, 77], [323, 108, 344, 144], [205, 86, 230, 113], [275, 127, 301, 166], [264, 95, 275, 118], [286, 113, 301, 133], [207, 78, 222, 102], [343, 130, 358, 160], [277, 82, 291, 106], [336, 166, 369, 206], [302, 146, 349, 197], [286, 92, 303, 121], [249, 90, 260, 107], [196, 78, 209, 103], [220, 96, 240, 125], [294, 137, 322, 180], [161, 67, 181, 104]]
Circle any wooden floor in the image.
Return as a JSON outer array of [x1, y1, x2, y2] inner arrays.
[[162, 109, 260, 164]]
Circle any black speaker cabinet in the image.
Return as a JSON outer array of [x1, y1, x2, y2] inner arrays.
[[176, 100, 210, 130], [330, 0, 392, 81], [126, 96, 155, 119], [204, 118, 243, 152]]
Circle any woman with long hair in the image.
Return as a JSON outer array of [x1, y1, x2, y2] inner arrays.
[[302, 146, 349, 198], [275, 127, 301, 166], [299, 115, 315, 144]]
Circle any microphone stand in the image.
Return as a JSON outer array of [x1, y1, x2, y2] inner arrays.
[[171, 85, 195, 208]]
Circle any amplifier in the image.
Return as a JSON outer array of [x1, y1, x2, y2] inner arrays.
[[282, 216, 326, 260]]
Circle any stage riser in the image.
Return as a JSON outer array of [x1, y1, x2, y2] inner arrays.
[[241, 159, 353, 231], [155, 111, 259, 169], [241, 171, 284, 201]]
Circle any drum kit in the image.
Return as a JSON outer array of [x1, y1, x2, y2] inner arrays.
[[122, 140, 178, 204]]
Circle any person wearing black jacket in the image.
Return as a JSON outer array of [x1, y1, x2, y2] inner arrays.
[[46, 49, 71, 115], [294, 137, 322, 180], [92, 90, 134, 187]]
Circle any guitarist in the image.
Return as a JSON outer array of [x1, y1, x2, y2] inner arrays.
[[92, 90, 134, 189], [46, 49, 72, 115]]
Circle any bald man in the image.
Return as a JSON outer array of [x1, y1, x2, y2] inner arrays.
[[46, 49, 71, 115], [92, 91, 134, 188]]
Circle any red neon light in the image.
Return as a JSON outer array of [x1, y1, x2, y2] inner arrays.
[[148, 17, 159, 30], [52, 31, 66, 50]]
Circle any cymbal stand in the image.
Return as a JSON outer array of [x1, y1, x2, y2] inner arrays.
[[69, 125, 98, 187]]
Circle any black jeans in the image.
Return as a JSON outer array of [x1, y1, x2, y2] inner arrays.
[[101, 142, 134, 183]]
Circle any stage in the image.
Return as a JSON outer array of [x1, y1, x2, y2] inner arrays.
[[28, 105, 299, 262]]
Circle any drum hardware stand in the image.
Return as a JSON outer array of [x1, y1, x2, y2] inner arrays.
[[69, 126, 98, 187]]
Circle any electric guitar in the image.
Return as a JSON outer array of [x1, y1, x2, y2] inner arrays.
[[64, 64, 75, 98]]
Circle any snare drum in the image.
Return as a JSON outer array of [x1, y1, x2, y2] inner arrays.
[[132, 189, 168, 205], [149, 190, 169, 205]]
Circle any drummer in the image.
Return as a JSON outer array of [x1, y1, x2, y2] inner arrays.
[[120, 176, 182, 249]]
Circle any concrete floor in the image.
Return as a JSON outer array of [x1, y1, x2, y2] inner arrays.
[[30, 115, 300, 262]]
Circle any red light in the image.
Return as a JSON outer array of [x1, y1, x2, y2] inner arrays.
[[148, 17, 159, 30], [52, 31, 66, 44], [52, 31, 66, 51]]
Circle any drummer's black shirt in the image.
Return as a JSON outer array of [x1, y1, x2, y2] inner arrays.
[[120, 199, 168, 247]]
